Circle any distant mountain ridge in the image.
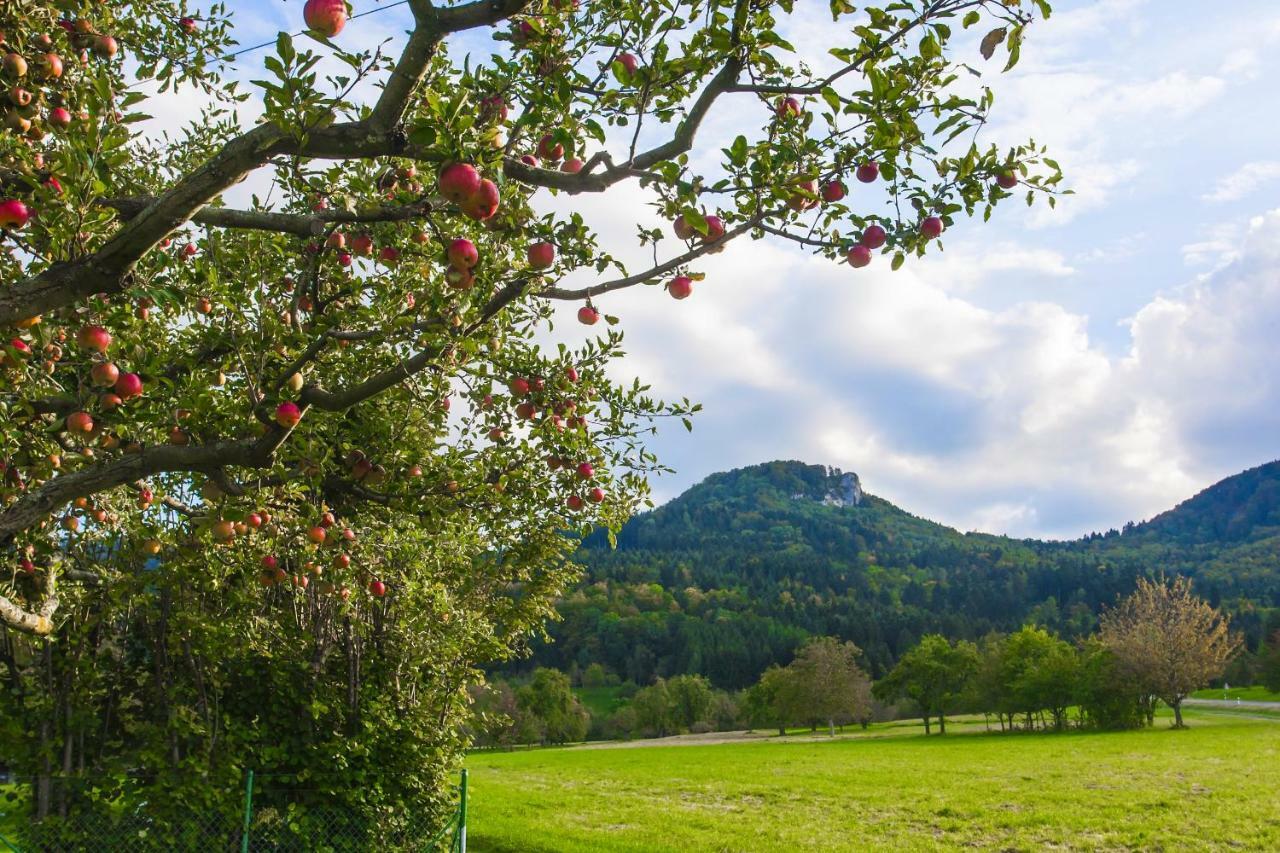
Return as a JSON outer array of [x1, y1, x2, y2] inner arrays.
[[519, 459, 1280, 689]]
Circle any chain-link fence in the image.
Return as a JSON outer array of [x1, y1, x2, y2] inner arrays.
[[0, 770, 466, 852]]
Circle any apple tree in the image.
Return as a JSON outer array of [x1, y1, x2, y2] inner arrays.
[[0, 0, 1059, 831]]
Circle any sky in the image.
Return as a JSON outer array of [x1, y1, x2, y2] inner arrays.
[[154, 0, 1280, 540]]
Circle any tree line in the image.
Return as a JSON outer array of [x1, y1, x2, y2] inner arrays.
[[473, 576, 1242, 746]]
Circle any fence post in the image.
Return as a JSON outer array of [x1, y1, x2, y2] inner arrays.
[[239, 769, 255, 853], [457, 769, 468, 853]]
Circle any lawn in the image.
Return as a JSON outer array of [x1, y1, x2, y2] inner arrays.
[[466, 710, 1280, 852], [1191, 685, 1280, 702]]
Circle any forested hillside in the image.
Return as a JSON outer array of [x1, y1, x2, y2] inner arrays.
[[514, 460, 1280, 688]]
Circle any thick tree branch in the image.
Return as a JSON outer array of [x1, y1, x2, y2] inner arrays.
[[105, 196, 440, 237], [0, 435, 281, 546]]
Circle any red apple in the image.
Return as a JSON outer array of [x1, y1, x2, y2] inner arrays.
[[378, 246, 400, 265], [577, 306, 599, 325], [920, 216, 944, 239], [509, 377, 531, 396], [48, 107, 72, 129], [856, 162, 879, 183], [703, 215, 725, 242], [90, 362, 119, 387], [527, 241, 556, 270], [588, 487, 605, 503], [616, 52, 639, 79], [262, 555, 278, 570], [439, 163, 482, 203], [566, 494, 584, 510], [39, 53, 63, 79], [447, 238, 478, 268], [275, 401, 302, 428], [859, 225, 887, 249], [179, 16, 198, 34], [307, 526, 327, 544], [996, 170, 1018, 189], [775, 96, 801, 118], [66, 411, 94, 434], [787, 178, 819, 211], [303, 0, 346, 37], [445, 267, 474, 290], [561, 158, 584, 174], [351, 233, 374, 256], [77, 324, 112, 353], [516, 402, 536, 420], [0, 199, 31, 229], [673, 215, 695, 240], [462, 179, 500, 220], [369, 580, 387, 597], [565, 366, 579, 382], [114, 372, 143, 399], [93, 35, 118, 59], [668, 275, 693, 300], [576, 462, 594, 480], [846, 245, 872, 268], [537, 134, 564, 161], [821, 180, 847, 203], [519, 154, 541, 169]]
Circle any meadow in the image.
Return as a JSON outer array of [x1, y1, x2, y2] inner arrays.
[[466, 710, 1280, 852]]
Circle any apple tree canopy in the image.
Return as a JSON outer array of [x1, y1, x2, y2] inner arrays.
[[0, 0, 1060, 635]]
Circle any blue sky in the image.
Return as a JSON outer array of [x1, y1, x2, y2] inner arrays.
[[170, 0, 1280, 539]]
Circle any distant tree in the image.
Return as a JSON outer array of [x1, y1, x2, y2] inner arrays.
[[1076, 640, 1146, 731], [631, 679, 672, 738], [1001, 626, 1079, 731], [706, 691, 741, 732], [1263, 633, 1280, 694], [666, 675, 714, 732], [517, 668, 589, 745], [742, 665, 803, 736], [874, 634, 978, 734], [788, 637, 872, 736], [1100, 576, 1241, 728], [581, 663, 611, 689]]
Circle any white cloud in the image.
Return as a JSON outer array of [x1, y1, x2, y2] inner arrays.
[[1203, 161, 1280, 202]]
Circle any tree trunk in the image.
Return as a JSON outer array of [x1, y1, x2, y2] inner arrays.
[[1172, 700, 1184, 728], [828, 718, 835, 737], [923, 714, 931, 735], [938, 713, 946, 735]]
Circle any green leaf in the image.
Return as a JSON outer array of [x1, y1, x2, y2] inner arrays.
[[891, 252, 906, 271]]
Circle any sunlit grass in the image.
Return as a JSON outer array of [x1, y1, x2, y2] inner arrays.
[[467, 710, 1280, 852]]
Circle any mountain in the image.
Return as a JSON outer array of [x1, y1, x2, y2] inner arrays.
[[516, 460, 1280, 690]]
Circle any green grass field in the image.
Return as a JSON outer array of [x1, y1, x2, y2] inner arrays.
[[466, 710, 1280, 852], [574, 686, 629, 719], [1191, 685, 1280, 702]]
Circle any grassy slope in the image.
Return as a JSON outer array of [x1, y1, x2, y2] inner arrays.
[[574, 686, 628, 719], [466, 711, 1280, 852]]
